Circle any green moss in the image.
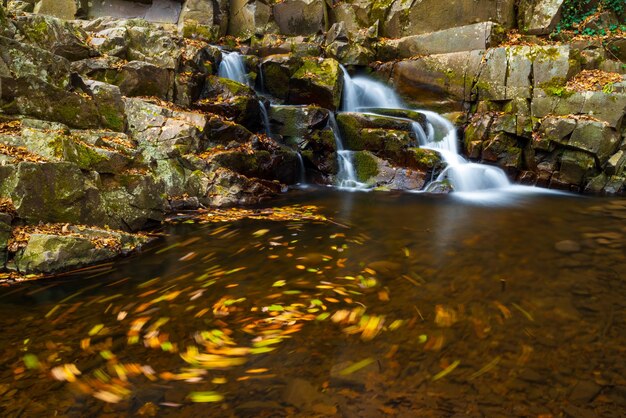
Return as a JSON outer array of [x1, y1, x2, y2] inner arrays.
[[539, 77, 574, 98], [182, 20, 215, 41], [410, 148, 441, 169], [98, 105, 125, 132], [352, 151, 379, 182], [336, 113, 364, 150], [292, 58, 339, 90]]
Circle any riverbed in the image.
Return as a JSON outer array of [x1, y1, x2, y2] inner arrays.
[[0, 188, 625, 417]]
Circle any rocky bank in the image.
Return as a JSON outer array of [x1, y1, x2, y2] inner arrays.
[[0, 0, 625, 276]]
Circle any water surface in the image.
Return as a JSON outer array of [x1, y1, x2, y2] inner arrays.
[[1, 189, 625, 417]]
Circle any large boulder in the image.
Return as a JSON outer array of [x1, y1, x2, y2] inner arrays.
[[288, 58, 343, 110], [179, 0, 228, 41], [81, 18, 183, 69], [381, 0, 515, 38], [205, 167, 283, 207], [0, 162, 106, 225], [259, 54, 303, 100], [268, 105, 329, 138], [33, 0, 78, 20], [273, 0, 325, 36], [14, 227, 150, 274], [196, 76, 262, 130], [87, 0, 183, 24], [378, 22, 504, 60], [1, 3, 16, 38], [13, 14, 94, 61], [228, 0, 271, 39], [72, 57, 175, 100], [518, 0, 565, 35]]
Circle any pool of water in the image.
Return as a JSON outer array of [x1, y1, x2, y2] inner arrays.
[[1, 189, 625, 417]]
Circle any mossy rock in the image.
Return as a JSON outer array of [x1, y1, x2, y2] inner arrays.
[[352, 151, 380, 183], [289, 58, 344, 110]]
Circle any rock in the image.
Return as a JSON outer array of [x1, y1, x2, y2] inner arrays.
[[0, 36, 71, 90], [14, 14, 94, 61], [252, 34, 322, 58], [196, 76, 261, 130], [538, 116, 577, 145], [533, 45, 578, 89], [206, 147, 300, 185], [268, 105, 329, 138], [382, 0, 515, 38], [178, 0, 227, 42], [555, 240, 581, 253], [0, 4, 16, 38], [205, 167, 282, 207], [227, 0, 271, 39], [14, 228, 150, 274], [606, 150, 626, 176], [100, 172, 168, 230], [273, 0, 324, 36], [87, 0, 183, 24], [568, 380, 602, 403], [326, 40, 375, 66], [386, 50, 484, 104], [81, 18, 183, 69], [259, 54, 302, 100], [124, 97, 209, 161], [518, 0, 565, 35], [14, 124, 132, 173], [282, 378, 336, 414], [73, 58, 175, 100], [33, 0, 77, 20], [329, 0, 373, 33], [336, 112, 416, 150], [378, 22, 504, 60], [481, 132, 523, 171], [568, 120, 620, 164], [0, 214, 10, 267], [557, 150, 597, 186], [82, 80, 127, 132], [288, 58, 343, 111], [0, 162, 106, 225], [532, 89, 626, 130]]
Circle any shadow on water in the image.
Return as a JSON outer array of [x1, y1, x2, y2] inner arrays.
[[1, 190, 625, 417]]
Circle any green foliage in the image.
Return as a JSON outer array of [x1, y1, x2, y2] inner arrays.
[[554, 0, 625, 36]]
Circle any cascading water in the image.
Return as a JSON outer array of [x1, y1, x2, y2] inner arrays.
[[218, 51, 249, 86], [339, 66, 515, 196], [328, 113, 364, 189], [295, 152, 307, 185], [258, 101, 271, 136]]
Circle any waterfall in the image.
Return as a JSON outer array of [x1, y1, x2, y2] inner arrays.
[[258, 101, 271, 136], [339, 65, 513, 195], [328, 113, 365, 189], [296, 152, 306, 185], [218, 51, 249, 86]]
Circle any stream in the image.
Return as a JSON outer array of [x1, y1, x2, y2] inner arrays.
[[0, 190, 625, 416]]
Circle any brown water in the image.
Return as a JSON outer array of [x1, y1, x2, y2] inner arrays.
[[0, 189, 625, 417]]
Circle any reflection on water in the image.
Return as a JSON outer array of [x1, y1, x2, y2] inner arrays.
[[1, 189, 625, 417]]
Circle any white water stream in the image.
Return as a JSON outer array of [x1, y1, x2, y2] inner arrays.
[[217, 51, 249, 85], [338, 67, 537, 200]]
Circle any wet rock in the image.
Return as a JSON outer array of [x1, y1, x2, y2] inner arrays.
[[569, 380, 602, 403], [288, 58, 343, 111], [378, 22, 504, 60], [555, 240, 581, 253], [14, 228, 150, 274], [196, 76, 261, 130], [228, 0, 271, 39], [273, 0, 324, 36], [268, 105, 329, 138], [205, 167, 282, 207], [382, 0, 515, 38], [259, 54, 302, 100], [518, 0, 565, 35], [336, 112, 416, 150], [14, 14, 93, 61]]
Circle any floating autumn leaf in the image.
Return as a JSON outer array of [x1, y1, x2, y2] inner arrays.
[[434, 305, 458, 327], [187, 391, 224, 403]]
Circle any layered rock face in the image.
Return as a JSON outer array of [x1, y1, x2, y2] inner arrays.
[[1, 1, 625, 276]]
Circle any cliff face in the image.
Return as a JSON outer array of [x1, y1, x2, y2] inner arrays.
[[0, 1, 625, 275]]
